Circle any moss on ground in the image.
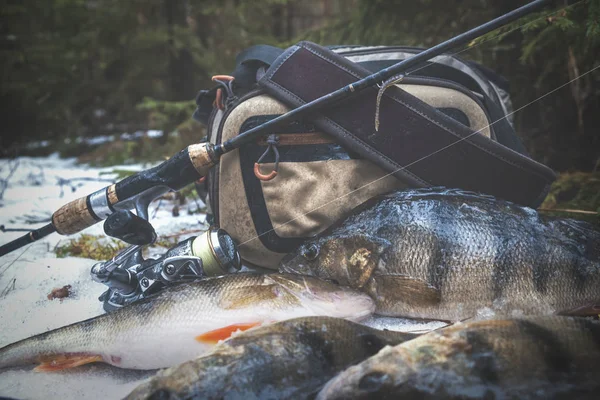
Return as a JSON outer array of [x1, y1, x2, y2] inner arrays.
[[151, 236, 180, 249], [54, 233, 197, 262], [55, 234, 128, 260], [135, 98, 197, 134], [540, 172, 600, 225]]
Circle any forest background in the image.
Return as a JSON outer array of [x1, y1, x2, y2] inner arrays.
[[1, 0, 599, 213]]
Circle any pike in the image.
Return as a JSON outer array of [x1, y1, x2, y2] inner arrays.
[[0, 273, 374, 371], [316, 316, 600, 400], [280, 188, 600, 320], [0, 0, 551, 257], [125, 317, 417, 400]]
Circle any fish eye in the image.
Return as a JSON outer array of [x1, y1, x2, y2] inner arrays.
[[302, 244, 320, 261]]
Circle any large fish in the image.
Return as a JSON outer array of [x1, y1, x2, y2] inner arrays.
[[0, 273, 374, 371], [125, 316, 417, 400], [317, 316, 600, 400], [280, 188, 600, 320]]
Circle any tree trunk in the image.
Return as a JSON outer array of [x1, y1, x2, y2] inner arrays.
[[165, 0, 196, 101]]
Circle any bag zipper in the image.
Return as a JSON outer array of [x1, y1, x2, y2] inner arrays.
[[257, 132, 334, 146], [334, 45, 427, 56], [336, 45, 507, 121]]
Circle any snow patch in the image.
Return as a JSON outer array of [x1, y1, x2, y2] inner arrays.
[[0, 155, 442, 400], [0, 156, 200, 399]]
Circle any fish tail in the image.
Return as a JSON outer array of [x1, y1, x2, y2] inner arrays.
[[0, 317, 104, 370], [0, 336, 44, 369]]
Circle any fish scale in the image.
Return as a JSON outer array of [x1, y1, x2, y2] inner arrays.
[[0, 273, 375, 371], [281, 188, 600, 320]]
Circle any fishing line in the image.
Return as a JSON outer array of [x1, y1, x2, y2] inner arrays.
[[239, 52, 600, 247], [0, 244, 32, 276]]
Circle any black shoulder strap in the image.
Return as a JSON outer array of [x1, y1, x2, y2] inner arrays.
[[258, 41, 556, 208], [233, 45, 284, 89], [196, 44, 525, 154]]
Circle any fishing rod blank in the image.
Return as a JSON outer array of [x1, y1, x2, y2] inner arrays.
[[0, 223, 55, 256], [215, 0, 551, 155], [0, 0, 550, 257]]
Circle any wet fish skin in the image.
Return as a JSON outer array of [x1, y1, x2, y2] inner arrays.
[[280, 188, 600, 320], [317, 316, 600, 400], [0, 273, 375, 371], [125, 316, 417, 400]]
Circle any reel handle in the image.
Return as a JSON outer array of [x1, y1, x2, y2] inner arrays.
[[104, 210, 157, 246]]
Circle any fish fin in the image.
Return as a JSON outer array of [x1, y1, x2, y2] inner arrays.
[[196, 322, 262, 344], [372, 275, 441, 306], [558, 302, 600, 317], [218, 286, 279, 310], [34, 354, 103, 372]]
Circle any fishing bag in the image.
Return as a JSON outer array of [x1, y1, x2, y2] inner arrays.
[[194, 43, 556, 269]]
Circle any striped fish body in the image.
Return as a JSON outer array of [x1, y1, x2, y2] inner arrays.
[[0, 273, 374, 371], [125, 317, 416, 400], [317, 316, 600, 400], [280, 188, 600, 320]]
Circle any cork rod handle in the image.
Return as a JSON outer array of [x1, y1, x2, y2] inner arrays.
[[51, 143, 219, 236], [52, 196, 99, 235]]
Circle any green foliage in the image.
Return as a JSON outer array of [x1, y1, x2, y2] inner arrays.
[[136, 98, 196, 133], [540, 172, 600, 225], [3, 0, 599, 175], [472, 1, 599, 75], [541, 172, 600, 212], [1, 0, 291, 148], [151, 236, 179, 249], [54, 233, 185, 260], [176, 183, 199, 201], [302, 0, 491, 46], [55, 234, 128, 260], [76, 130, 203, 167]]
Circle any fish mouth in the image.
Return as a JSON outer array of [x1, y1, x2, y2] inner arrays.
[[302, 288, 375, 321], [340, 293, 376, 321], [271, 274, 375, 321], [278, 253, 309, 275]]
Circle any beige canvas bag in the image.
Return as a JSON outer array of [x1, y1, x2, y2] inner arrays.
[[204, 80, 495, 269]]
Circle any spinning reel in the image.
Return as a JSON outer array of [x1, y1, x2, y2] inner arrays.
[[90, 190, 241, 312]]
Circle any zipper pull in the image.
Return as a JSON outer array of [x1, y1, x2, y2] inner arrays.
[[254, 134, 280, 181]]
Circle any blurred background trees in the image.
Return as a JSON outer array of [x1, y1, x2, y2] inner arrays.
[[1, 0, 598, 172]]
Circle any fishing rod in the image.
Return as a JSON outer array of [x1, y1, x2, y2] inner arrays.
[[0, 0, 551, 257]]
